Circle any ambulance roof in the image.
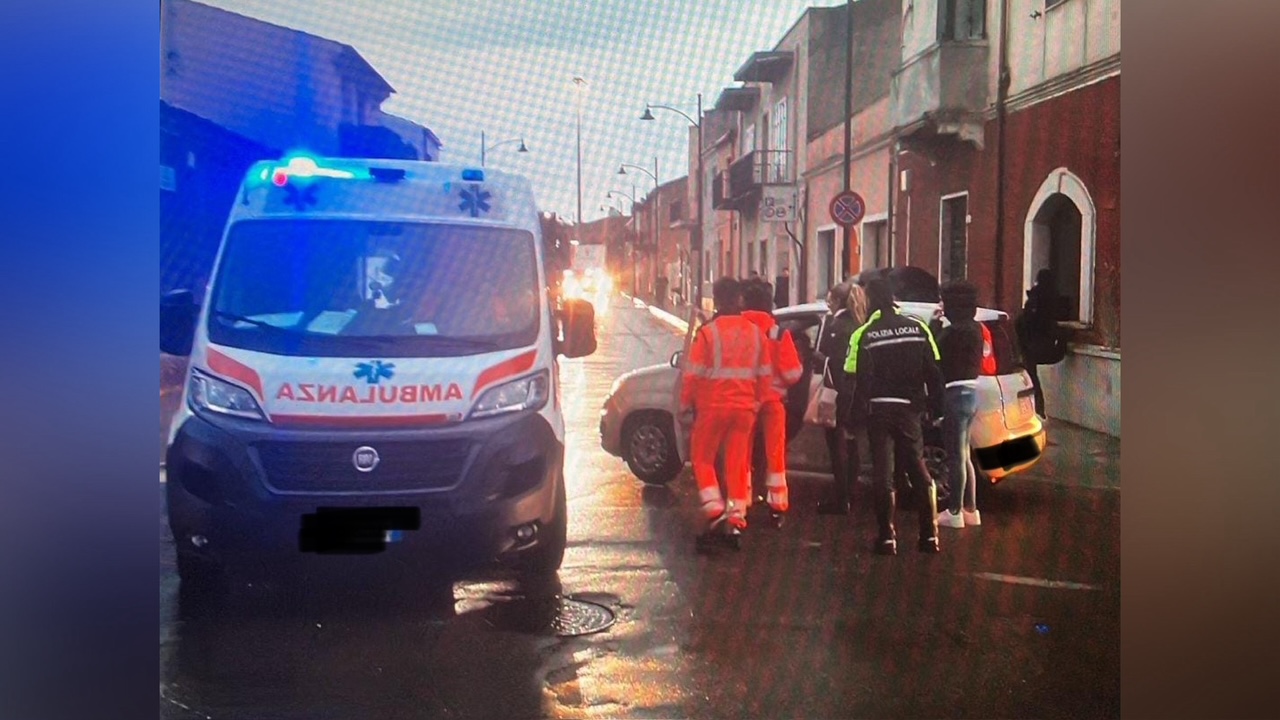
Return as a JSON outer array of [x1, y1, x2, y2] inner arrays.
[[229, 155, 540, 235]]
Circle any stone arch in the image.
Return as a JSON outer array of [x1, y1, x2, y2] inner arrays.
[[1023, 168, 1097, 324]]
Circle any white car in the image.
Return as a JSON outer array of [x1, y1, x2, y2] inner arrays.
[[600, 299, 1047, 503]]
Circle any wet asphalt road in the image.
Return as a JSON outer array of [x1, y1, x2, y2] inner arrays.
[[160, 297, 1120, 720]]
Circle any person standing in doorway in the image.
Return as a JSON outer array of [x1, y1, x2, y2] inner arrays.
[[1016, 268, 1069, 420], [847, 278, 945, 555], [680, 277, 771, 552], [774, 267, 791, 309], [935, 280, 985, 529]]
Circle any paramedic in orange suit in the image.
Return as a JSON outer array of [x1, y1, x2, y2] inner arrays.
[[679, 277, 772, 552], [741, 278, 803, 528]]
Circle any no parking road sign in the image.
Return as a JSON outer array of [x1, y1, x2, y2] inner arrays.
[[830, 190, 865, 227]]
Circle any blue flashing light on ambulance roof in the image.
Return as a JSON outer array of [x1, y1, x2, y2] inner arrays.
[[272, 156, 356, 185], [461, 168, 485, 182]]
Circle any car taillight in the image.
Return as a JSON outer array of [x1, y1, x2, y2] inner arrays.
[[980, 324, 997, 375]]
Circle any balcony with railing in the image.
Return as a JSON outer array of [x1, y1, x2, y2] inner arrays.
[[721, 149, 793, 211]]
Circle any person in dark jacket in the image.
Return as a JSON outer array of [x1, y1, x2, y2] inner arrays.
[[846, 277, 945, 554], [1017, 268, 1068, 419], [934, 280, 984, 529], [817, 283, 871, 514], [814, 282, 860, 515]]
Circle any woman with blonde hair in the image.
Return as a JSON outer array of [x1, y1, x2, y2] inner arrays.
[[816, 282, 869, 515]]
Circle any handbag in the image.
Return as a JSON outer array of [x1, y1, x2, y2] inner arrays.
[[804, 359, 840, 428]]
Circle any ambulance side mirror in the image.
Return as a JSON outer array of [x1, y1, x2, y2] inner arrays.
[[557, 298, 597, 359], [160, 289, 199, 357]]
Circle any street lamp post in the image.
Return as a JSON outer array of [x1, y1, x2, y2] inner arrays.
[[574, 77, 586, 240], [618, 159, 659, 302], [641, 94, 703, 309], [479, 131, 528, 167]]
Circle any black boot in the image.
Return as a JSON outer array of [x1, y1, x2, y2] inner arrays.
[[722, 522, 743, 550], [696, 516, 731, 554], [769, 509, 786, 529], [917, 481, 940, 553], [873, 490, 897, 555]]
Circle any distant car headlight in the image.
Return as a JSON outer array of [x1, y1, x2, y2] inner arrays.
[[188, 369, 265, 420], [470, 370, 551, 419]]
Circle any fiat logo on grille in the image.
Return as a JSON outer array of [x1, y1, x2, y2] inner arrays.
[[352, 446, 380, 473]]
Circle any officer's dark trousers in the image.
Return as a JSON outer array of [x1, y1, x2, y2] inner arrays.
[[867, 403, 939, 543]]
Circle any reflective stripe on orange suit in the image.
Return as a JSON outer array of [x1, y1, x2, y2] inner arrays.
[[680, 316, 771, 527]]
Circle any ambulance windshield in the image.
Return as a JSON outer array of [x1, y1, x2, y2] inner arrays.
[[208, 220, 540, 357]]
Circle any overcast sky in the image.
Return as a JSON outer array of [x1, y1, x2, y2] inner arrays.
[[204, 0, 823, 223]]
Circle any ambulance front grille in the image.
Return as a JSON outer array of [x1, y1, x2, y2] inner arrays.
[[253, 439, 474, 494]]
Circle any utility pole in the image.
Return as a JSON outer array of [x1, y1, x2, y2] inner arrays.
[[574, 77, 586, 240], [842, 0, 855, 280]]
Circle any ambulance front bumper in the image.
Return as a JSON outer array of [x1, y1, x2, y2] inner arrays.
[[164, 407, 562, 575]]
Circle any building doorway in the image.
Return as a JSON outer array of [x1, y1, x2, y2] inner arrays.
[[1029, 194, 1083, 320], [1024, 168, 1096, 324]]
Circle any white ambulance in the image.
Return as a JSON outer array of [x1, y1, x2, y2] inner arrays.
[[160, 155, 597, 592]]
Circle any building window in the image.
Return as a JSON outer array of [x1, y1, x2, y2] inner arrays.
[[938, 0, 985, 42], [816, 228, 837, 298], [669, 201, 683, 224], [939, 194, 968, 283], [861, 220, 889, 272]]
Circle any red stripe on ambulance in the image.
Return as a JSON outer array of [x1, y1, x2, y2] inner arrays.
[[472, 350, 538, 399], [206, 348, 264, 400]]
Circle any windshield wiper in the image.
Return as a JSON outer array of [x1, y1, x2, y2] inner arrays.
[[212, 310, 297, 332]]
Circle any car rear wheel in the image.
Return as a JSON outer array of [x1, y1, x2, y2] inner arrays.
[[622, 411, 682, 486]]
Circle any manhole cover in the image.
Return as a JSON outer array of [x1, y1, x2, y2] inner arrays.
[[552, 598, 616, 637]]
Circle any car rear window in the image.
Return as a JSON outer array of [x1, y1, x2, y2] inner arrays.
[[982, 317, 1022, 374]]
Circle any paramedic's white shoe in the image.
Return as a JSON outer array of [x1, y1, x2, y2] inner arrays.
[[937, 509, 964, 529], [962, 509, 982, 527]]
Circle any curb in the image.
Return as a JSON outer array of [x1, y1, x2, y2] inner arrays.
[[622, 294, 689, 334]]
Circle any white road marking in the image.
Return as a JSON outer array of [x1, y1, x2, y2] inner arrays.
[[973, 572, 1100, 591]]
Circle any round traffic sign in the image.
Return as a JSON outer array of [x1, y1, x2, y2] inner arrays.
[[830, 191, 866, 227]]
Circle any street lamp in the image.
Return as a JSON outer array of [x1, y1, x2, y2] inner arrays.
[[573, 76, 587, 236], [479, 131, 528, 167], [640, 94, 703, 309]]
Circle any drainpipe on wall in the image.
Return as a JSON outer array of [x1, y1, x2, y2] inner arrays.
[[887, 140, 898, 267], [993, 0, 1011, 309]]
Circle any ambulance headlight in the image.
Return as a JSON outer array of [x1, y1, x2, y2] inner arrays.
[[470, 370, 550, 419], [189, 369, 265, 421]]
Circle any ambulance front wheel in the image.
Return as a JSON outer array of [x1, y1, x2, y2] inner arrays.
[[622, 411, 682, 486]]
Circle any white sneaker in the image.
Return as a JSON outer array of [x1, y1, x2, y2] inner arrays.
[[962, 509, 981, 526], [937, 509, 964, 529]]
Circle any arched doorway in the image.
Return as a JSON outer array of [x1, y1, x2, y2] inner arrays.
[[1023, 168, 1096, 324]]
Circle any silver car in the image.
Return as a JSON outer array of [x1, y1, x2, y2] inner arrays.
[[600, 300, 1047, 501]]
